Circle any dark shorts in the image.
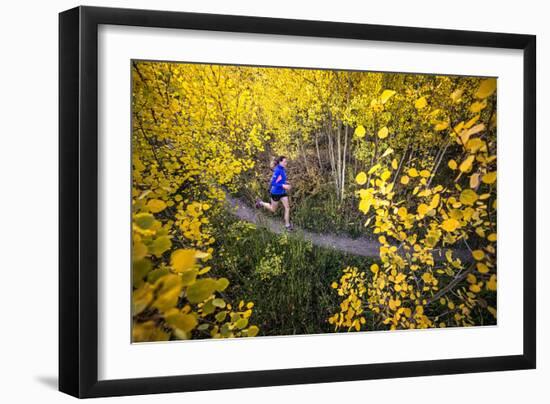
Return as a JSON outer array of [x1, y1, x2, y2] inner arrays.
[[270, 193, 288, 202]]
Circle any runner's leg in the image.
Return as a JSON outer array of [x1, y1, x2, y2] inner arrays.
[[281, 196, 290, 227], [260, 199, 278, 213]]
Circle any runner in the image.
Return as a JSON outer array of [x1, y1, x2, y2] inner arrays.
[[255, 156, 293, 231]]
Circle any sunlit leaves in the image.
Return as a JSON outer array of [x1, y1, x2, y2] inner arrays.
[[134, 213, 156, 231], [152, 274, 183, 312], [341, 74, 497, 332], [186, 278, 218, 304], [475, 78, 497, 99], [150, 236, 172, 257], [165, 309, 198, 333], [147, 199, 167, 213], [441, 218, 460, 232], [459, 155, 476, 173], [215, 277, 230, 292], [354, 125, 366, 138], [171, 249, 196, 273], [247, 325, 259, 337], [415, 96, 428, 109], [380, 89, 396, 104], [450, 88, 463, 103], [356, 172, 367, 185], [482, 172, 497, 184], [378, 126, 389, 139], [487, 275, 497, 291], [470, 173, 480, 189], [477, 262, 490, 274], [459, 189, 478, 206], [472, 250, 485, 260], [469, 100, 487, 113]]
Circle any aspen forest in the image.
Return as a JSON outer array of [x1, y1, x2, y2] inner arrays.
[[131, 60, 497, 342]]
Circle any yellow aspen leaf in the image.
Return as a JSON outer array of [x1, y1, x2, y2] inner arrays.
[[150, 236, 172, 257], [477, 262, 490, 273], [470, 173, 480, 189], [356, 171, 367, 185], [472, 250, 485, 260], [134, 212, 156, 231], [415, 96, 428, 109], [247, 325, 259, 337], [391, 158, 398, 170], [400, 175, 410, 185], [152, 274, 183, 312], [482, 171, 497, 184], [469, 100, 487, 113], [454, 121, 465, 134], [378, 126, 389, 139], [487, 275, 497, 291], [331, 282, 338, 289], [133, 241, 148, 261], [147, 199, 167, 213], [420, 169, 431, 178], [475, 78, 497, 99], [380, 170, 391, 181], [441, 218, 460, 232], [466, 138, 486, 153], [408, 168, 419, 177], [475, 227, 486, 238], [429, 193, 440, 210], [487, 306, 497, 318], [469, 284, 481, 293], [359, 199, 371, 214], [381, 147, 394, 158], [448, 159, 458, 170], [186, 278, 217, 304], [171, 249, 197, 273], [450, 88, 463, 103], [417, 203, 430, 217], [434, 121, 449, 131], [460, 189, 478, 206], [397, 206, 408, 219], [368, 164, 381, 175], [488, 233, 497, 242], [370, 264, 379, 274], [215, 278, 230, 292], [164, 310, 198, 333], [459, 155, 475, 173], [459, 124, 485, 147], [380, 89, 396, 103], [354, 125, 366, 138], [133, 284, 154, 315], [464, 114, 480, 129]]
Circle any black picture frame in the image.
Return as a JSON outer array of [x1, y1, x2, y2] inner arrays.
[[59, 5, 536, 398]]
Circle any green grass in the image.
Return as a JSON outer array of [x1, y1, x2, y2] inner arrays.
[[209, 214, 374, 336]]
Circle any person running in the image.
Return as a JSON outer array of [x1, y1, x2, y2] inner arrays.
[[255, 156, 293, 231]]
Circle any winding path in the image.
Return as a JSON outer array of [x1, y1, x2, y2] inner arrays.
[[225, 195, 470, 261]]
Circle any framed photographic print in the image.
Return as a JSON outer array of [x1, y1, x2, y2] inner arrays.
[[59, 5, 536, 398]]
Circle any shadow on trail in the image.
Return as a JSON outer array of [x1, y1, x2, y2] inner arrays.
[[225, 194, 472, 262]]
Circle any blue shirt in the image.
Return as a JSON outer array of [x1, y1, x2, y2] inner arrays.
[[270, 164, 287, 195]]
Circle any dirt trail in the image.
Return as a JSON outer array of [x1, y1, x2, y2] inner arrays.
[[225, 195, 469, 261]]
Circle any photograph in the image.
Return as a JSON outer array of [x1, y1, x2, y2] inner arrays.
[[130, 60, 498, 342]]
